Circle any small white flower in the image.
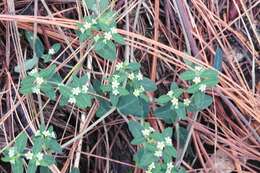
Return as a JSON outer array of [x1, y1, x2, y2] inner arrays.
[[113, 75, 120, 79], [154, 150, 162, 157], [111, 27, 117, 34], [24, 151, 33, 160], [48, 48, 55, 55], [156, 141, 165, 150], [72, 87, 81, 96], [94, 35, 100, 41], [116, 62, 124, 70], [104, 32, 112, 41], [139, 86, 145, 92], [36, 152, 43, 161], [166, 162, 174, 173], [133, 89, 141, 97], [136, 72, 143, 80], [183, 98, 191, 106], [35, 77, 44, 85], [199, 84, 206, 92], [112, 80, 120, 89], [82, 85, 88, 93], [165, 137, 172, 145], [35, 130, 41, 137], [35, 152, 44, 165], [28, 68, 38, 76], [171, 97, 178, 106], [50, 132, 56, 138], [68, 97, 76, 104], [148, 162, 155, 171], [32, 87, 41, 94], [167, 90, 174, 97], [80, 27, 85, 33], [193, 76, 201, 84], [141, 129, 151, 138], [112, 89, 119, 95], [195, 66, 203, 72], [128, 73, 135, 80], [8, 148, 15, 157], [42, 130, 51, 137], [149, 127, 155, 132], [84, 22, 91, 30], [91, 19, 97, 24]]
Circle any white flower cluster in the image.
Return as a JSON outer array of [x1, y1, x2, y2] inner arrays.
[[80, 19, 97, 33], [111, 75, 120, 95], [146, 162, 155, 173], [133, 86, 144, 97], [48, 48, 55, 55], [68, 84, 89, 104], [8, 148, 17, 163], [127, 72, 143, 81], [167, 90, 191, 108], [193, 66, 207, 92], [166, 162, 174, 173], [103, 27, 117, 42], [35, 129, 56, 139], [28, 68, 38, 76], [141, 127, 155, 138], [32, 76, 45, 94], [154, 137, 172, 158], [35, 152, 43, 165], [24, 151, 44, 165]]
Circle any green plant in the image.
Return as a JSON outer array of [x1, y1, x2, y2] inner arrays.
[[128, 121, 187, 173], [155, 66, 218, 123], [8, 1, 220, 172], [2, 125, 61, 173]]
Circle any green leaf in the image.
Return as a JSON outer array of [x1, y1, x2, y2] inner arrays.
[[96, 100, 112, 117], [117, 95, 141, 116], [138, 150, 156, 168], [138, 77, 157, 92], [45, 139, 62, 153], [14, 132, 28, 153], [128, 121, 143, 138], [154, 104, 176, 123], [200, 69, 218, 79], [156, 95, 171, 104], [51, 43, 61, 53], [40, 166, 52, 173], [214, 46, 223, 71], [162, 128, 172, 137], [40, 155, 55, 166], [39, 65, 56, 79], [76, 94, 92, 108], [97, 11, 116, 27], [15, 57, 38, 73], [175, 103, 186, 119], [187, 83, 201, 93], [180, 70, 195, 80], [20, 76, 35, 94], [112, 33, 125, 44], [70, 168, 80, 173], [170, 82, 179, 90], [131, 136, 146, 145], [41, 83, 56, 100], [25, 31, 44, 58], [127, 62, 141, 71], [42, 54, 52, 63], [28, 160, 37, 173], [12, 158, 24, 173], [32, 137, 43, 154], [192, 92, 213, 110], [94, 40, 116, 61], [84, 0, 109, 13], [201, 78, 219, 87]]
